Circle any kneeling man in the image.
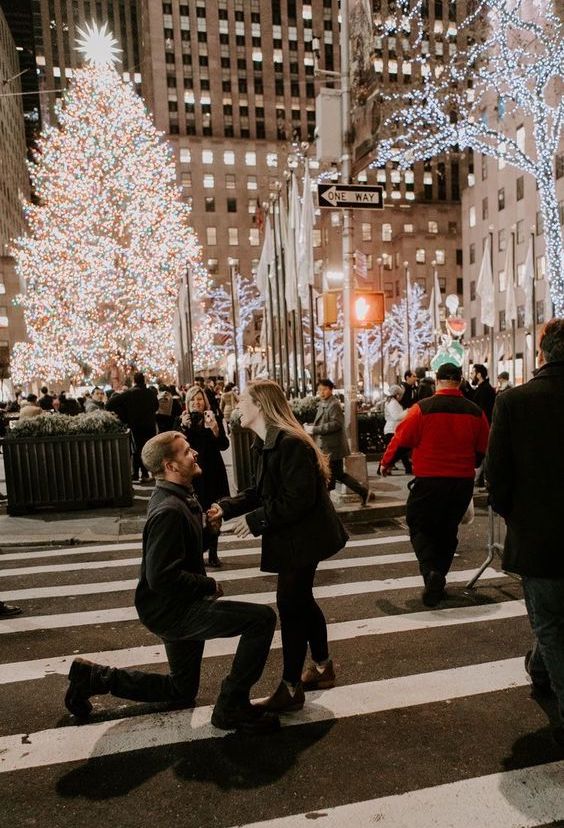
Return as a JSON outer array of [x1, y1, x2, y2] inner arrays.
[[65, 431, 279, 733]]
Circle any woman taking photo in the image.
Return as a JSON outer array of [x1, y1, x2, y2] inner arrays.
[[208, 380, 348, 714], [177, 385, 230, 568], [382, 384, 412, 475]]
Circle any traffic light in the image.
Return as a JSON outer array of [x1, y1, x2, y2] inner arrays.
[[352, 290, 385, 327], [318, 291, 339, 328]]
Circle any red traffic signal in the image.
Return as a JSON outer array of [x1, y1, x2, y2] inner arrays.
[[352, 290, 385, 327]]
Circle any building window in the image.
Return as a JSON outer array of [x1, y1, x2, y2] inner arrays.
[[469, 206, 476, 227], [266, 152, 278, 167], [469, 243, 476, 265], [471, 317, 476, 337], [247, 176, 257, 190], [245, 151, 256, 166], [225, 174, 236, 189], [384, 282, 394, 298], [557, 153, 564, 179], [382, 223, 392, 241], [313, 229, 321, 247], [428, 220, 438, 234], [536, 300, 545, 324], [416, 248, 426, 263], [470, 280, 476, 300], [482, 197, 488, 220], [207, 258, 218, 274], [498, 188, 505, 211], [249, 228, 260, 246], [205, 197, 215, 212], [203, 174, 215, 189], [403, 223, 414, 234], [435, 249, 446, 265], [180, 148, 191, 164], [227, 198, 237, 212], [517, 305, 525, 328], [224, 150, 235, 165], [516, 220, 524, 244], [362, 223, 372, 241], [499, 309, 506, 331], [498, 229, 506, 252], [516, 124, 526, 152], [206, 227, 217, 245], [536, 211, 544, 235], [228, 227, 239, 245], [481, 154, 488, 180], [516, 176, 524, 201]]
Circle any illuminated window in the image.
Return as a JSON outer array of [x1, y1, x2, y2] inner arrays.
[[202, 149, 214, 164], [382, 223, 392, 241], [245, 151, 256, 166], [435, 249, 445, 265], [362, 223, 372, 241], [206, 227, 217, 245], [226, 174, 236, 189], [228, 227, 239, 245], [428, 220, 438, 234], [224, 150, 235, 165], [416, 248, 426, 263], [203, 173, 215, 188], [249, 228, 260, 246], [180, 148, 191, 163], [247, 176, 257, 190]]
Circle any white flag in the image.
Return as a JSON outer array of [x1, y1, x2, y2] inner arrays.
[[504, 241, 517, 322], [283, 175, 300, 313], [255, 216, 274, 299], [429, 268, 442, 333], [297, 164, 315, 302], [520, 238, 535, 327], [476, 237, 495, 328]]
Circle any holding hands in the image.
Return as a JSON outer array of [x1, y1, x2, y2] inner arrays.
[[206, 503, 252, 539]]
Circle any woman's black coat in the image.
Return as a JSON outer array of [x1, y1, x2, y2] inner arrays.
[[176, 415, 230, 510], [219, 426, 349, 573]]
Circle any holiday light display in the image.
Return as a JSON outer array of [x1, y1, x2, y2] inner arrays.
[[357, 327, 384, 398], [208, 276, 264, 383], [189, 263, 220, 373], [10, 26, 201, 384], [370, 0, 564, 315], [384, 282, 433, 369]]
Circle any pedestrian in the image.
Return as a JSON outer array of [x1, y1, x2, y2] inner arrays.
[[380, 363, 489, 607], [84, 387, 106, 412], [496, 370, 513, 394], [106, 371, 159, 482], [415, 367, 435, 401], [487, 318, 564, 749], [469, 363, 496, 488], [58, 391, 81, 415], [176, 385, 230, 568], [38, 385, 54, 411], [382, 385, 411, 474], [400, 370, 419, 409], [64, 431, 279, 733], [19, 394, 43, 419], [208, 380, 349, 714], [220, 382, 239, 430], [305, 378, 376, 506]]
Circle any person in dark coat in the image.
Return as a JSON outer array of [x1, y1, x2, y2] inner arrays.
[[176, 385, 230, 568], [106, 371, 158, 481], [469, 363, 497, 487], [487, 318, 564, 749], [63, 431, 279, 734], [400, 370, 419, 409], [208, 380, 349, 714]]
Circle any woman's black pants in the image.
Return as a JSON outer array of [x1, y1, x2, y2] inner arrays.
[[276, 564, 329, 685]]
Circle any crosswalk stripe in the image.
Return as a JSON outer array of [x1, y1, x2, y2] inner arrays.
[[0, 566, 504, 634], [0, 657, 528, 774], [0, 534, 410, 564], [0, 599, 526, 685], [0, 550, 418, 581], [0, 567, 503, 622], [235, 760, 564, 828]]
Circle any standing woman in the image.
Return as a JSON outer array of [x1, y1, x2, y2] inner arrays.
[[208, 380, 348, 713], [382, 385, 412, 474], [177, 385, 230, 567]]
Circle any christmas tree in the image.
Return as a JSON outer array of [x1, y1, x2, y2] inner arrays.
[[11, 23, 200, 384], [384, 281, 433, 371]]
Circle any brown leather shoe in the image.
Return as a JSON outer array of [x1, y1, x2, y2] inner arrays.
[[301, 659, 336, 690], [255, 680, 305, 713]]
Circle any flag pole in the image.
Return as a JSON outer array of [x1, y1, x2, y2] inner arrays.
[[488, 228, 495, 377], [308, 285, 317, 391], [531, 230, 537, 371], [271, 199, 285, 390], [511, 230, 517, 382]]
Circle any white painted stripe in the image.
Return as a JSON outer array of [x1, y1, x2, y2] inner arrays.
[[236, 761, 564, 828], [0, 567, 505, 634], [0, 599, 526, 685], [0, 534, 409, 563], [0, 657, 528, 774], [0, 550, 416, 580], [2, 555, 499, 603]]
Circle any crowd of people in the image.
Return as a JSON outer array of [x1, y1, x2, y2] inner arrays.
[[1, 319, 563, 750]]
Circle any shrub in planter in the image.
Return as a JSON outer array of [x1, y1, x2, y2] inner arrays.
[[3, 410, 133, 515]]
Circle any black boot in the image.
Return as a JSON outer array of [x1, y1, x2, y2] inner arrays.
[[65, 658, 113, 719], [207, 542, 222, 569]]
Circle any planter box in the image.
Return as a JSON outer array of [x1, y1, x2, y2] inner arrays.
[[2, 431, 133, 515]]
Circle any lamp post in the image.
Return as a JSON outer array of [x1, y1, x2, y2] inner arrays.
[[403, 260, 411, 372], [377, 256, 385, 392]]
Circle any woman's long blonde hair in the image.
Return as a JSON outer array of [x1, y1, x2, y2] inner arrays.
[[185, 385, 210, 410], [247, 380, 330, 483]]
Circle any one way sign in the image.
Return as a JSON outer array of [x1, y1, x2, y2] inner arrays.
[[317, 183, 384, 209]]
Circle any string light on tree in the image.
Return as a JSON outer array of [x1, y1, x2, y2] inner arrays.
[[384, 282, 433, 369], [370, 0, 564, 315], [208, 275, 264, 385], [10, 24, 202, 384]]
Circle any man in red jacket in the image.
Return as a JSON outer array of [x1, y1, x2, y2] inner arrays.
[[381, 363, 489, 607]]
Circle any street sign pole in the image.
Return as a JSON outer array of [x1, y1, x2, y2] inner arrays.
[[340, 0, 358, 454]]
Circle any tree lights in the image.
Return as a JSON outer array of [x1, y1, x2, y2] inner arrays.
[[370, 0, 564, 315], [10, 26, 201, 384]]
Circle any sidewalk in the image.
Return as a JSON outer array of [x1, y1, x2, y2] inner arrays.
[[0, 448, 484, 548]]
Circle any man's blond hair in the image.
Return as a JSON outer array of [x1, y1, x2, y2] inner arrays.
[[141, 431, 185, 478]]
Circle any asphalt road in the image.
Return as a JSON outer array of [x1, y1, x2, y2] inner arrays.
[[1, 509, 563, 828]]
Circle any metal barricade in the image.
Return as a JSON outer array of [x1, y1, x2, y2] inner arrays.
[[465, 505, 507, 590]]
